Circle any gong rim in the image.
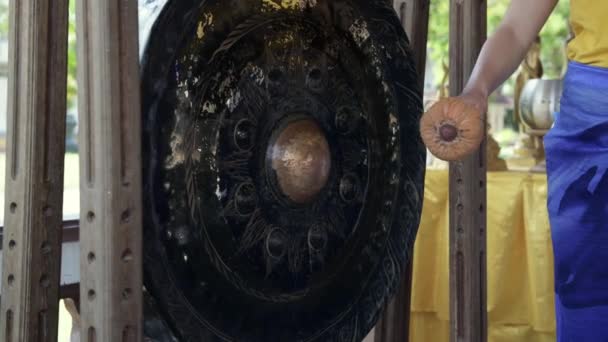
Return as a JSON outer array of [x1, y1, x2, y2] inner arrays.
[[141, 1, 425, 341]]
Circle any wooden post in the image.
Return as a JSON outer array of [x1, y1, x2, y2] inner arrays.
[[395, 0, 431, 92], [374, 262, 413, 342], [75, 0, 143, 341], [375, 1, 430, 341], [448, 0, 487, 341], [0, 0, 69, 341]]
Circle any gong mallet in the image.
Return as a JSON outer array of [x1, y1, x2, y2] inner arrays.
[[420, 97, 485, 161]]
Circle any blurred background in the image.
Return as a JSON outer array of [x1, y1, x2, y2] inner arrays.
[[0, 0, 571, 340]]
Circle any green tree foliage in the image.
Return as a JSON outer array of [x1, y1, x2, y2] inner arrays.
[[0, 1, 78, 108], [0, 3, 7, 37], [67, 0, 77, 108], [428, 0, 570, 92], [538, 0, 570, 78]]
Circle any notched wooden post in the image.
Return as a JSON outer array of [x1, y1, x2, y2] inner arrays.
[[75, 0, 143, 340], [0, 0, 69, 341], [448, 0, 487, 341]]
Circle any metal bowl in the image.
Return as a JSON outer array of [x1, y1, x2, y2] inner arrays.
[[519, 78, 563, 132]]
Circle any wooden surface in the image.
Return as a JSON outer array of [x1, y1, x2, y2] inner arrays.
[[395, 0, 431, 92], [448, 0, 488, 342], [75, 0, 143, 340], [374, 261, 414, 342], [0, 0, 69, 341], [375, 1, 430, 342]]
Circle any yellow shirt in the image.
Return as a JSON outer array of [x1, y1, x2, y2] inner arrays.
[[567, 0, 608, 67]]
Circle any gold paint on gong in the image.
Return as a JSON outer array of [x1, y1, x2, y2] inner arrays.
[[197, 13, 213, 39], [262, 0, 318, 11]]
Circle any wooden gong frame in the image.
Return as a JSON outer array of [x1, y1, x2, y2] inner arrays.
[[0, 0, 487, 341]]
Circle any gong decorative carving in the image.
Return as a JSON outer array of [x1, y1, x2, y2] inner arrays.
[[141, 0, 425, 340]]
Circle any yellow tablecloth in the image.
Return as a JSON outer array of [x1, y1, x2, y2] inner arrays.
[[410, 170, 556, 342]]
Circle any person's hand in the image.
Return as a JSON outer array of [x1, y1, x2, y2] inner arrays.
[[420, 91, 486, 161], [457, 89, 488, 116]]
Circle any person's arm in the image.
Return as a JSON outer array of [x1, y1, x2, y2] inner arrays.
[[421, 0, 559, 161], [460, 0, 559, 111]]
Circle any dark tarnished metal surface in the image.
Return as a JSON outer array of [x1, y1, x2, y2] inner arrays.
[[140, 0, 425, 341]]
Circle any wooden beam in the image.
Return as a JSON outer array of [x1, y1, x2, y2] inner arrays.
[[374, 261, 414, 342], [0, 0, 69, 341], [75, 0, 143, 341], [375, 1, 430, 342], [0, 220, 80, 247], [394, 0, 431, 92], [448, 0, 487, 342]]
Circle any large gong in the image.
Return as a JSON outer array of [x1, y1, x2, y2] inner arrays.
[[141, 0, 425, 340]]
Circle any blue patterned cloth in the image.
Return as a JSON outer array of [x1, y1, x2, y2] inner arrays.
[[544, 61, 608, 341]]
